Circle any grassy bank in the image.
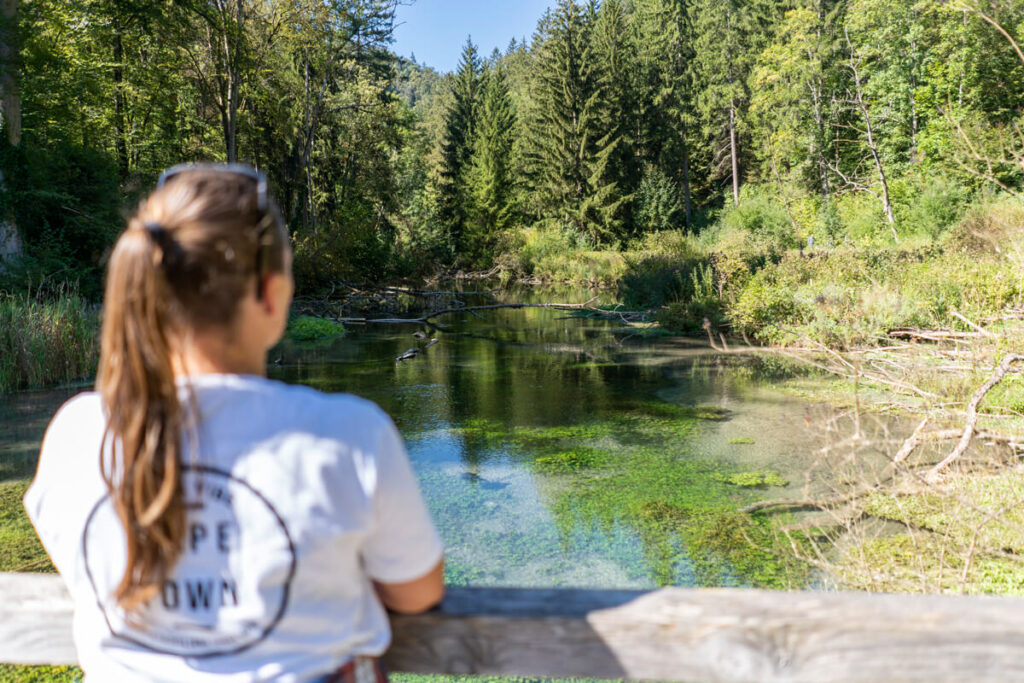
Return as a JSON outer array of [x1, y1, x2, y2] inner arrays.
[[495, 184, 1024, 353], [0, 295, 99, 393]]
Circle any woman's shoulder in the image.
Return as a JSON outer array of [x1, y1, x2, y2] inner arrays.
[[194, 375, 394, 438], [47, 391, 105, 435]]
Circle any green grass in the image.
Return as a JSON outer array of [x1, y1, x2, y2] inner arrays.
[[0, 669, 616, 682], [0, 665, 82, 682], [0, 480, 52, 572], [0, 295, 99, 392]]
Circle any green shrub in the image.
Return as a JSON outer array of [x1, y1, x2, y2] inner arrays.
[[287, 315, 347, 342], [619, 255, 689, 309], [499, 226, 627, 286], [895, 173, 973, 240], [714, 185, 799, 253], [656, 263, 726, 336]]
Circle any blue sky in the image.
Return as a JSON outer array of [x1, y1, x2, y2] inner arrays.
[[392, 1, 554, 73]]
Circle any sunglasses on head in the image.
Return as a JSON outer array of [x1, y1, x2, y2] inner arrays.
[[157, 163, 269, 214], [156, 162, 276, 298]]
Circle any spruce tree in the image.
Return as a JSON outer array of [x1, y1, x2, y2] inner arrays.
[[523, 0, 626, 245], [438, 38, 482, 260], [592, 0, 639, 235], [691, 0, 775, 205], [633, 0, 699, 229], [465, 55, 517, 265]]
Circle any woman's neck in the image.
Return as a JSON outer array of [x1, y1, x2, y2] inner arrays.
[[171, 329, 267, 378]]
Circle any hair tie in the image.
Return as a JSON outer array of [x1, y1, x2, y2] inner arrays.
[[144, 222, 167, 242], [142, 221, 182, 269]]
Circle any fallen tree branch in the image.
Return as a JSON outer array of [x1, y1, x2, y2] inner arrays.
[[741, 489, 877, 515], [888, 328, 987, 343], [950, 310, 995, 338], [927, 354, 1024, 481], [363, 298, 646, 324]]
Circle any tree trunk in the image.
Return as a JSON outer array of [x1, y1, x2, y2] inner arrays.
[[812, 1, 830, 198], [680, 118, 692, 231], [0, 0, 21, 266], [113, 28, 128, 178], [0, 0, 20, 147], [847, 29, 897, 240], [729, 101, 739, 206]]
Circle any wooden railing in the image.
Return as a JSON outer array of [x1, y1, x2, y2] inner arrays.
[[4, 572, 1024, 681]]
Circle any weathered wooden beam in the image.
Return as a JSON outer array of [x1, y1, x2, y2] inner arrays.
[[6, 573, 1024, 681]]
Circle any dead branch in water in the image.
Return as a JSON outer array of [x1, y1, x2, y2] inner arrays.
[[741, 489, 880, 515]]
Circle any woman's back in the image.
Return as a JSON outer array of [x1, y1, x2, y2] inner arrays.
[[24, 166, 443, 681], [27, 375, 442, 681]]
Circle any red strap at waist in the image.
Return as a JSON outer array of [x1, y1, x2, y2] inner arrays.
[[322, 657, 387, 683]]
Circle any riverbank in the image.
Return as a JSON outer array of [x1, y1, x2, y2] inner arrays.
[[490, 193, 1024, 352], [744, 322, 1024, 594]]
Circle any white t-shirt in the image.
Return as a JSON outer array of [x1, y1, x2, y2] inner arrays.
[[24, 374, 444, 682]]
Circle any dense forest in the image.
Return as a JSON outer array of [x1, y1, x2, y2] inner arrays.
[[1, 0, 1023, 305]]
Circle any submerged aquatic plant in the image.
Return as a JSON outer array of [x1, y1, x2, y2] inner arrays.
[[714, 471, 788, 488], [450, 401, 810, 590]]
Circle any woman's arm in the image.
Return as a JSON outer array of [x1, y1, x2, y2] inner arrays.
[[373, 558, 445, 614]]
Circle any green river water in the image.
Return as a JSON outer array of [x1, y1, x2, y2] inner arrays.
[[0, 291, 879, 591]]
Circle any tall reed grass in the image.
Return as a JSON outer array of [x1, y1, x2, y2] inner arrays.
[[0, 294, 99, 392]]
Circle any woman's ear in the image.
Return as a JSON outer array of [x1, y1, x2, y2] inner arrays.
[[261, 272, 292, 317]]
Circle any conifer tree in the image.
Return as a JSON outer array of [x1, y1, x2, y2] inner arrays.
[[523, 0, 626, 245], [592, 0, 639, 235], [465, 55, 517, 264], [691, 0, 774, 205], [633, 0, 699, 229], [438, 38, 482, 259]]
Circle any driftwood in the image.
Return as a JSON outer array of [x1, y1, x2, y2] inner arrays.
[[741, 489, 876, 515], [11, 573, 1024, 681], [888, 327, 988, 343]]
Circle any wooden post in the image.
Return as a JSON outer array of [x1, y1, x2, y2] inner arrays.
[[7, 573, 1024, 681]]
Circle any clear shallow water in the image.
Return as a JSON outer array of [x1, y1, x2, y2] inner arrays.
[[266, 302, 848, 590], [0, 297, 883, 589]]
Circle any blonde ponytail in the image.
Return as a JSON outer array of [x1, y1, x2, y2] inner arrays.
[[96, 169, 286, 609]]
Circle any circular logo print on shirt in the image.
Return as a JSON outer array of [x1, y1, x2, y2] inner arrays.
[[83, 466, 297, 658]]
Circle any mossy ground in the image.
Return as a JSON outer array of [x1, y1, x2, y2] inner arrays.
[[286, 315, 347, 343], [836, 473, 1024, 594]]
